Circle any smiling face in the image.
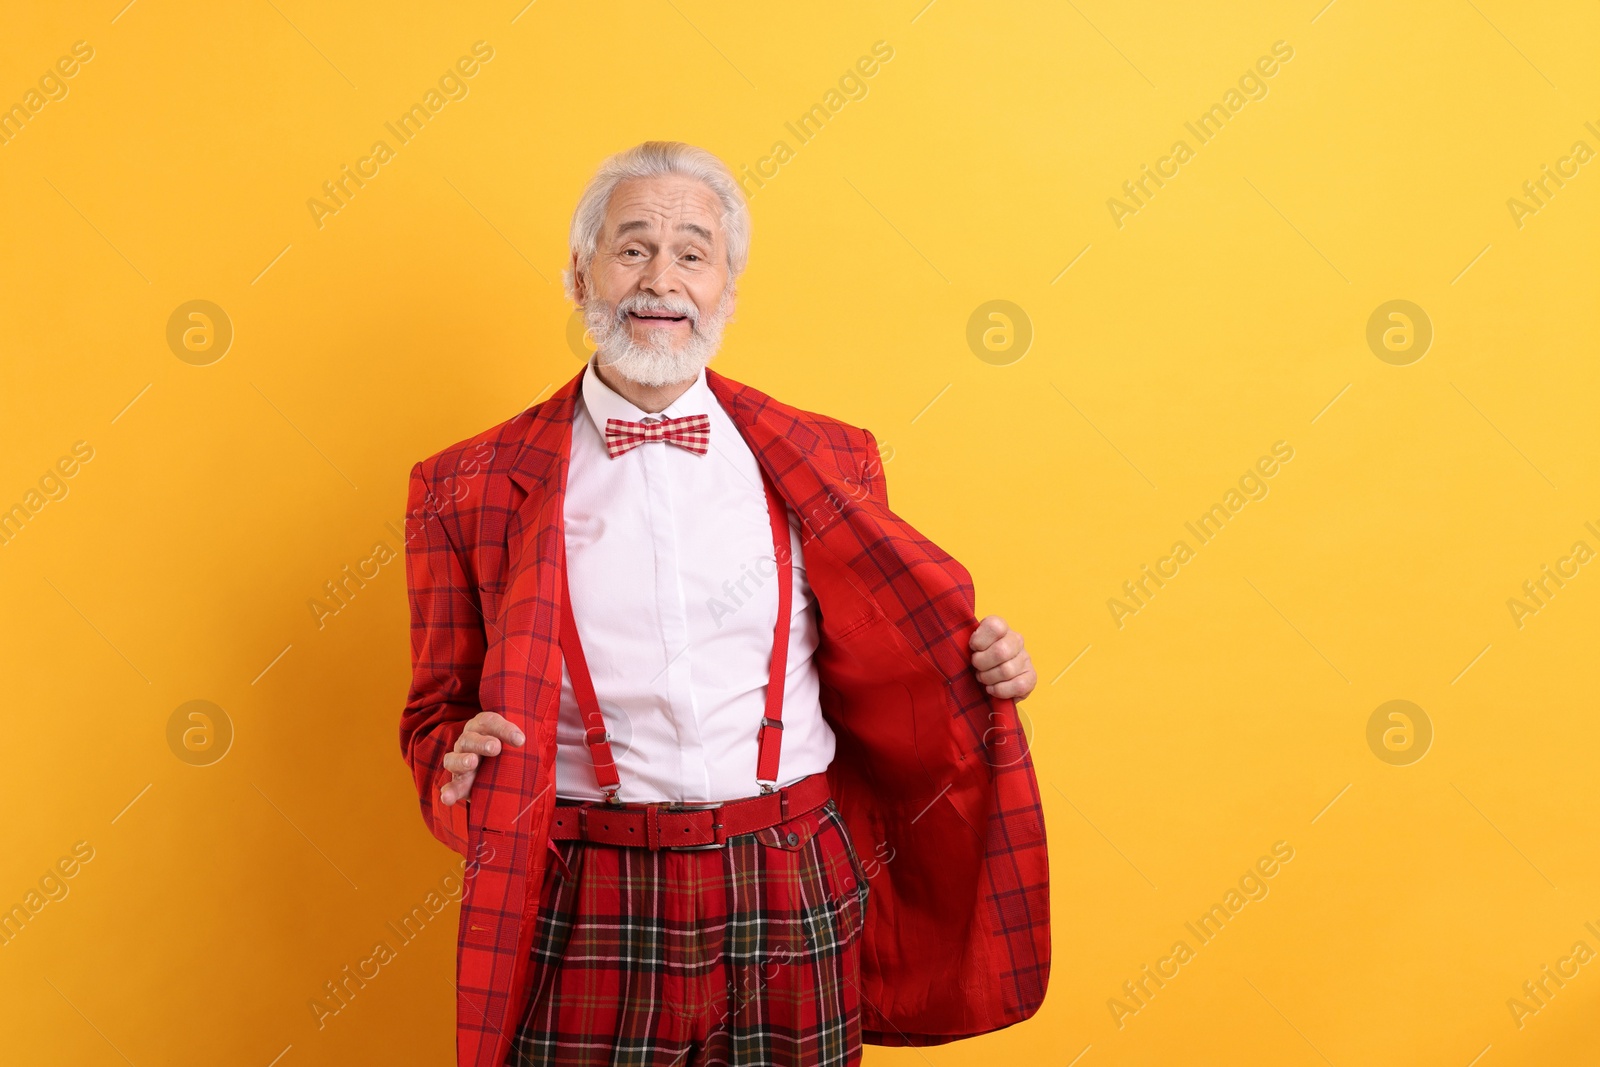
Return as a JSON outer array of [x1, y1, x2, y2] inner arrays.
[[574, 174, 736, 387]]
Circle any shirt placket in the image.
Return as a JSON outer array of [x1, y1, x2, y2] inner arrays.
[[639, 416, 707, 801]]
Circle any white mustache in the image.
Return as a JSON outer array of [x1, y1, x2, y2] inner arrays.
[[615, 297, 698, 324]]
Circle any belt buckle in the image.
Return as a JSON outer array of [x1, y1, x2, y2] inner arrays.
[[656, 799, 727, 851]]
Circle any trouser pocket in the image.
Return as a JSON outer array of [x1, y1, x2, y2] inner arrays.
[[753, 799, 868, 956]]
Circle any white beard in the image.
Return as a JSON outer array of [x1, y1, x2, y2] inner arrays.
[[585, 285, 734, 387]]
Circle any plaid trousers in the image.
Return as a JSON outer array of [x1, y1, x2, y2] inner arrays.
[[505, 797, 870, 1067]]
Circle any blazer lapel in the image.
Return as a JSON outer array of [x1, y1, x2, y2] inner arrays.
[[474, 366, 583, 832], [504, 369, 584, 588]]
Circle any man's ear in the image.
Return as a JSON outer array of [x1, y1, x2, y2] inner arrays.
[[571, 253, 588, 304]]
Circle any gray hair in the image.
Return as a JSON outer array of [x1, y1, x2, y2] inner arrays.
[[562, 141, 751, 305]]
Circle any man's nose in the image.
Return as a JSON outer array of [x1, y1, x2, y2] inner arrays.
[[639, 255, 686, 296]]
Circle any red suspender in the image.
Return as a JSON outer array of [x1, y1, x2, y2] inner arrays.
[[559, 466, 795, 803], [557, 548, 620, 798], [754, 466, 793, 791]]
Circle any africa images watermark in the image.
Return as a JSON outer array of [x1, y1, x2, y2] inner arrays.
[[307, 441, 494, 629], [1109, 840, 1296, 1029], [1505, 120, 1599, 231], [1106, 39, 1296, 229], [1107, 441, 1296, 629], [308, 839, 495, 1030], [0, 840, 96, 949], [1504, 517, 1599, 630], [737, 40, 895, 200], [0, 40, 95, 148], [1, 440, 96, 549], [1504, 918, 1600, 1031], [706, 545, 790, 631], [701, 443, 892, 630], [306, 41, 496, 230]]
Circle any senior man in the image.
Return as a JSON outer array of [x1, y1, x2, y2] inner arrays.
[[400, 140, 1051, 1067]]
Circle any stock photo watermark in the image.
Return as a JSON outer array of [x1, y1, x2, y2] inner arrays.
[[1, 440, 95, 549], [1107, 40, 1295, 229], [166, 700, 235, 767], [1504, 919, 1600, 1031], [966, 300, 1032, 366], [0, 40, 95, 149], [307, 42, 496, 230], [1108, 441, 1295, 628], [737, 40, 895, 199], [1365, 299, 1432, 366], [310, 442, 496, 629], [1365, 700, 1431, 766], [1505, 123, 1598, 231], [0, 841, 96, 949], [166, 299, 233, 366], [1109, 840, 1297, 1028], [309, 840, 496, 1030], [308, 540, 401, 630], [1504, 521, 1598, 630]]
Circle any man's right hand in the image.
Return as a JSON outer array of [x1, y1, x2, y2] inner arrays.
[[440, 712, 525, 806]]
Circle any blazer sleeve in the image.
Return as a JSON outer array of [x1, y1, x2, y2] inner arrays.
[[398, 460, 484, 856]]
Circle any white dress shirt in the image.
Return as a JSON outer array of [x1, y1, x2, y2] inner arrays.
[[552, 358, 836, 803]]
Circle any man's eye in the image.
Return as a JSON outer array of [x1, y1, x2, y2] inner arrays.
[[683, 254, 700, 262], [623, 249, 642, 257]]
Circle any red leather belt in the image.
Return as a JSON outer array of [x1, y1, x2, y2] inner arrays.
[[549, 772, 830, 851]]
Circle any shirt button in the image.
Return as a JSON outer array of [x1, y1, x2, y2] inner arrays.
[[785, 831, 800, 846]]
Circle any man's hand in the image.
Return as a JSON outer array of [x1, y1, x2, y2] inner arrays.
[[440, 712, 525, 806], [969, 615, 1036, 702]]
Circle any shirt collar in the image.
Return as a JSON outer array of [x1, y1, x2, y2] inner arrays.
[[580, 357, 713, 443]]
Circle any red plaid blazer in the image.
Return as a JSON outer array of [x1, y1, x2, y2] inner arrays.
[[400, 365, 1051, 1067]]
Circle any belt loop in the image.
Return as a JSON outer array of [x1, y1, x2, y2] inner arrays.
[[577, 806, 589, 840], [645, 804, 661, 850], [780, 786, 790, 820]]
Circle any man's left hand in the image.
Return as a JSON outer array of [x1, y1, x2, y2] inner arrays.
[[969, 615, 1036, 702]]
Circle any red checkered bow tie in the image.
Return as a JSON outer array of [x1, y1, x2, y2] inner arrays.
[[603, 414, 711, 458]]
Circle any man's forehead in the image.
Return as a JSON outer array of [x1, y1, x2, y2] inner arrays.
[[604, 177, 723, 237]]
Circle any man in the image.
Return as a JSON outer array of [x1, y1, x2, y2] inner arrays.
[[400, 141, 1050, 1067]]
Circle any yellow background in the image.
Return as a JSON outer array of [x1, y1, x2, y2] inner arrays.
[[2, 1, 1597, 1064]]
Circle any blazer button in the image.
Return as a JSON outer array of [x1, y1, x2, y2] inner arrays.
[[785, 831, 800, 846]]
